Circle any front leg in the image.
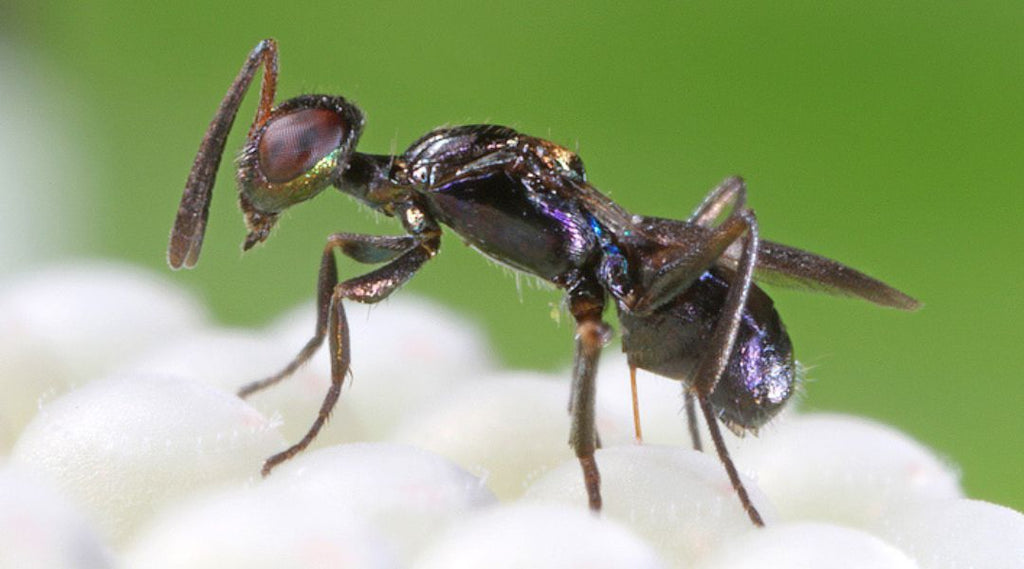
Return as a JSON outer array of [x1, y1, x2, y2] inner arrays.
[[237, 232, 420, 398], [259, 237, 438, 475], [257, 204, 441, 476]]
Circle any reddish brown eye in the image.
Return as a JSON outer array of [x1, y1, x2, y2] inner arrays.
[[258, 108, 346, 183]]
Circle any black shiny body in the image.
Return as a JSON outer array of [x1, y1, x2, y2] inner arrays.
[[620, 269, 794, 432], [396, 126, 599, 285], [169, 39, 919, 528], [369, 125, 797, 434]]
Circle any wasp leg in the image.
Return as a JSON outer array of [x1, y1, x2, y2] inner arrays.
[[566, 285, 609, 511], [630, 198, 753, 315], [238, 233, 418, 399], [684, 390, 702, 451], [691, 209, 765, 526], [257, 231, 439, 476], [628, 364, 644, 444], [688, 176, 748, 227]]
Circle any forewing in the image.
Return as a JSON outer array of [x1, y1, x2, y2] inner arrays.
[[719, 239, 920, 310]]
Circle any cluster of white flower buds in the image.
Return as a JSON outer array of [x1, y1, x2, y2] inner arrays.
[[0, 262, 1020, 568]]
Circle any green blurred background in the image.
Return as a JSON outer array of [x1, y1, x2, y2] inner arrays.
[[3, 2, 1020, 509]]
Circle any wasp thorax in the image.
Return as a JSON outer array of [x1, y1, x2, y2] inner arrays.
[[258, 108, 346, 183]]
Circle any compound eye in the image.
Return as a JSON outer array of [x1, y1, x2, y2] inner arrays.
[[258, 108, 346, 183]]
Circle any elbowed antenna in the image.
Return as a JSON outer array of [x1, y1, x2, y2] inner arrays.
[[167, 38, 279, 269]]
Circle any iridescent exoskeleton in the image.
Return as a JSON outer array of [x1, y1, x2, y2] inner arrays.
[[169, 39, 919, 526]]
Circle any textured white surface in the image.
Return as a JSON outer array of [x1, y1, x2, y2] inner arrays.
[[0, 263, 207, 451], [124, 487, 400, 569], [411, 503, 667, 569], [524, 445, 775, 567], [692, 522, 919, 569], [877, 499, 1024, 569], [120, 326, 368, 448], [392, 371, 629, 500], [11, 374, 284, 544], [0, 465, 116, 569], [0, 266, 1014, 568], [732, 413, 963, 529], [260, 442, 497, 564]]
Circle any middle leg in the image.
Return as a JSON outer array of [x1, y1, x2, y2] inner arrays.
[[566, 283, 610, 511]]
